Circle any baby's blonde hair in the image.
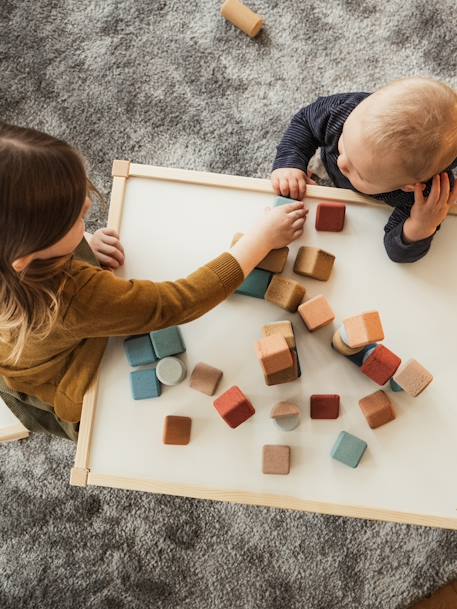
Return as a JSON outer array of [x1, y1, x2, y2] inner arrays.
[[364, 77, 457, 182]]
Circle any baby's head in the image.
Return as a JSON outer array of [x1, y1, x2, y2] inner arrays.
[[337, 77, 457, 195]]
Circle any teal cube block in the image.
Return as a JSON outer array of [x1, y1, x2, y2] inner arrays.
[[331, 431, 367, 468], [124, 334, 157, 367], [130, 368, 161, 399], [390, 378, 403, 392], [273, 196, 295, 207], [236, 269, 273, 299], [150, 326, 186, 359]]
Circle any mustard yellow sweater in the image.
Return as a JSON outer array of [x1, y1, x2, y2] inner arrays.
[[0, 240, 244, 423]]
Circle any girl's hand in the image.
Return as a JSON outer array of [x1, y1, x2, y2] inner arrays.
[[258, 201, 308, 249], [89, 228, 125, 269], [271, 167, 316, 200]]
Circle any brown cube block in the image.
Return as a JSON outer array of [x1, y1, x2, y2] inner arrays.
[[190, 362, 223, 396], [310, 394, 340, 419], [265, 276, 306, 312], [231, 233, 288, 273], [163, 416, 192, 445], [393, 359, 433, 397], [298, 295, 335, 331], [293, 246, 335, 281], [342, 311, 384, 348], [264, 349, 299, 386], [255, 335, 293, 375], [262, 320, 295, 349], [262, 445, 290, 475], [359, 390, 395, 429]]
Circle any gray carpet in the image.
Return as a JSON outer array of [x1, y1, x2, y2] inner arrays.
[[1, 1, 457, 607]]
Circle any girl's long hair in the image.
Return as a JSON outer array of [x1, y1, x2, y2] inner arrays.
[[0, 122, 98, 365]]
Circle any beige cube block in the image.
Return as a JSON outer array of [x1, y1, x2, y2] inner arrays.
[[262, 320, 295, 349], [265, 276, 306, 312], [298, 295, 335, 331], [255, 335, 293, 375], [293, 246, 335, 281], [262, 445, 290, 474], [393, 359, 433, 397]]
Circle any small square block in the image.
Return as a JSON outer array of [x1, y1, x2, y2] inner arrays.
[[231, 233, 288, 274], [331, 431, 367, 468], [236, 268, 273, 299], [310, 394, 340, 419], [265, 276, 306, 312], [264, 349, 299, 386], [262, 445, 290, 475], [293, 246, 335, 281], [262, 320, 295, 349], [190, 362, 223, 396], [315, 202, 346, 231], [214, 386, 255, 428], [163, 415, 192, 445], [273, 196, 295, 207], [130, 369, 161, 400], [150, 326, 186, 358], [393, 359, 433, 397], [255, 335, 293, 375], [343, 312, 384, 348], [361, 344, 401, 385], [298, 295, 335, 331], [124, 334, 157, 366], [359, 390, 395, 429]]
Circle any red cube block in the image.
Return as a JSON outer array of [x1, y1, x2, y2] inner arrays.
[[213, 386, 255, 429], [315, 203, 346, 231], [361, 345, 401, 385], [310, 394, 340, 419]]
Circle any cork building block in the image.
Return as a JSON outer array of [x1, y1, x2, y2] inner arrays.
[[293, 246, 335, 281], [310, 394, 340, 419], [262, 445, 290, 475], [264, 349, 300, 386], [342, 311, 384, 348], [315, 202, 346, 231], [298, 295, 335, 331], [220, 0, 264, 37], [331, 431, 367, 468], [332, 328, 365, 356], [359, 390, 395, 429], [271, 402, 301, 431], [155, 357, 187, 386], [231, 233, 288, 273], [124, 334, 157, 367], [214, 386, 255, 428], [236, 268, 273, 299], [150, 326, 186, 359], [265, 276, 306, 312], [255, 335, 293, 375], [262, 320, 295, 349], [130, 369, 161, 400], [190, 362, 223, 396], [163, 416, 192, 445], [393, 359, 433, 397], [361, 344, 401, 385]]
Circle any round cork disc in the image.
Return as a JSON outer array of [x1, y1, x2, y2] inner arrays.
[[271, 402, 301, 431], [156, 357, 187, 386]]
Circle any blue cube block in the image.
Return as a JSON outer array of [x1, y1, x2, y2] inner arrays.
[[124, 334, 157, 367], [390, 378, 403, 392], [236, 269, 273, 299], [331, 431, 367, 468], [273, 196, 295, 207], [345, 344, 377, 367], [150, 326, 186, 359], [130, 368, 161, 400]]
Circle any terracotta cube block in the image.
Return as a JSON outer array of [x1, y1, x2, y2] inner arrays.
[[213, 386, 255, 428], [359, 390, 395, 429], [342, 311, 384, 348], [262, 320, 295, 349], [393, 359, 433, 397], [293, 246, 335, 281], [310, 394, 340, 419], [255, 335, 293, 375], [264, 349, 300, 386], [298, 295, 335, 331], [265, 276, 306, 312], [190, 362, 223, 396], [231, 232, 288, 273], [262, 445, 290, 475], [163, 416, 192, 445], [315, 202, 346, 231], [361, 344, 401, 385]]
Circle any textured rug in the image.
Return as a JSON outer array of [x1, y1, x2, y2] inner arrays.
[[1, 1, 457, 607]]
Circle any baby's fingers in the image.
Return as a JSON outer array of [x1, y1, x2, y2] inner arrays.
[[279, 178, 290, 197], [437, 173, 450, 208]]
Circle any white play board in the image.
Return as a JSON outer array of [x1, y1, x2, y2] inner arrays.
[[71, 161, 457, 530]]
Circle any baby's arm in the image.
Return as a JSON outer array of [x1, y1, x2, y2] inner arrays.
[[85, 228, 125, 269]]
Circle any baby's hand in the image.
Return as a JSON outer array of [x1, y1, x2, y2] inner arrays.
[[258, 201, 308, 249], [89, 228, 125, 269], [271, 168, 316, 200]]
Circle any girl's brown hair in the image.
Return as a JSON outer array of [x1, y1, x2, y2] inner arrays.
[[0, 122, 94, 364]]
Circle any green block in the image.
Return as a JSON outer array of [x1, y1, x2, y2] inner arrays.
[[130, 369, 161, 400], [150, 326, 186, 358], [390, 378, 403, 392], [124, 334, 157, 367], [236, 269, 273, 299], [331, 431, 367, 468], [273, 196, 295, 207]]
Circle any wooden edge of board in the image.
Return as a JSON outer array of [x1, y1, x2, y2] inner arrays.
[[0, 423, 30, 442], [86, 472, 457, 531], [111, 159, 131, 178], [70, 467, 89, 487], [72, 372, 100, 478]]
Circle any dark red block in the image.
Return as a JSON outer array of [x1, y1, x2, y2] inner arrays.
[[361, 345, 401, 385], [315, 203, 346, 231], [214, 386, 255, 429], [310, 394, 340, 419]]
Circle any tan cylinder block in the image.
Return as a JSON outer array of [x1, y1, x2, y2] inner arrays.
[[221, 0, 264, 38]]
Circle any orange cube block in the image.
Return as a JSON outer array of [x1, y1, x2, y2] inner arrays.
[[255, 335, 293, 375], [359, 390, 395, 429], [342, 311, 384, 348], [298, 295, 335, 331]]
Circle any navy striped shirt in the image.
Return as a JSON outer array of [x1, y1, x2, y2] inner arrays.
[[273, 92, 456, 263]]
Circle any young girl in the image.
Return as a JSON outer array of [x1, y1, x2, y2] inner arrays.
[[0, 122, 307, 442]]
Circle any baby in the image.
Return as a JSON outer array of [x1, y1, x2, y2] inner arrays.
[[271, 77, 457, 262]]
